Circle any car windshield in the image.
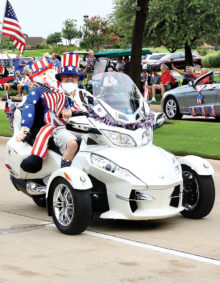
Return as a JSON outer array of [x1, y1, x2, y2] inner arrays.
[[149, 54, 167, 60], [92, 63, 146, 123], [161, 54, 172, 60]]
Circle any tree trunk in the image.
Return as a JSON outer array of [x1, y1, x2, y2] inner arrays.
[[185, 42, 193, 67], [130, 0, 149, 90]]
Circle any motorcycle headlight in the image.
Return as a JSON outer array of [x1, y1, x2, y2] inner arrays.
[[91, 154, 141, 183], [102, 130, 136, 147], [142, 128, 153, 145]]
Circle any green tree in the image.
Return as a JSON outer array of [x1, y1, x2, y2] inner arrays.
[[47, 32, 62, 46], [111, 0, 136, 48], [147, 0, 220, 65], [62, 19, 79, 46], [80, 16, 120, 52]]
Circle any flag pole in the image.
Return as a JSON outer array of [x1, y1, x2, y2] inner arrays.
[[0, 0, 8, 47]]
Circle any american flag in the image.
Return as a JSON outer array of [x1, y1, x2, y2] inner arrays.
[[38, 83, 66, 117], [2, 0, 26, 53]]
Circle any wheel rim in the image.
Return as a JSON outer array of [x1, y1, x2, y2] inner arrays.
[[53, 184, 74, 226], [166, 99, 177, 118], [182, 170, 200, 210]]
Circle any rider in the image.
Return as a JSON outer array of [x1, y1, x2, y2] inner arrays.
[[52, 52, 92, 168]]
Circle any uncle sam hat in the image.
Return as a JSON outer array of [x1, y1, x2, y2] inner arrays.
[[55, 52, 85, 81]]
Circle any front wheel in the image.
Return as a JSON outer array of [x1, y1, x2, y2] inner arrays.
[[181, 165, 215, 219], [49, 177, 91, 235], [164, 97, 183, 119]]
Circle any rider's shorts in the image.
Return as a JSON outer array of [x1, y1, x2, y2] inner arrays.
[[52, 126, 78, 154]]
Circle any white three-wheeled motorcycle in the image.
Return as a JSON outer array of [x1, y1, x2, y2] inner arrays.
[[5, 69, 215, 235]]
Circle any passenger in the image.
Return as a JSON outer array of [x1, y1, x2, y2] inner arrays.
[[193, 68, 210, 83]]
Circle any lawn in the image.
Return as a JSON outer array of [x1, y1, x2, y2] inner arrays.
[[154, 120, 220, 160], [0, 110, 13, 137]]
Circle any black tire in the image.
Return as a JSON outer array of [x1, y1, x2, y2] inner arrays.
[[181, 165, 215, 219], [49, 177, 91, 235], [32, 195, 46, 208], [164, 96, 183, 120]]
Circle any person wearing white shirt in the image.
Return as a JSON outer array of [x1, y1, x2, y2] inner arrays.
[[17, 70, 32, 97]]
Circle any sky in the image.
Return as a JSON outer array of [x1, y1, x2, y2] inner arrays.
[[0, 0, 114, 38]]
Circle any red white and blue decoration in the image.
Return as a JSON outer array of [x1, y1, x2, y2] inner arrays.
[[4, 93, 17, 130], [189, 84, 217, 117], [29, 58, 53, 81], [55, 52, 85, 81], [2, 0, 26, 53]]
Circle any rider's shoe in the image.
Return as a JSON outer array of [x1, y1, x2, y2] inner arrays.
[[20, 155, 43, 173]]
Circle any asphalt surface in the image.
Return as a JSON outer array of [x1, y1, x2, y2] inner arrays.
[[0, 137, 220, 282]]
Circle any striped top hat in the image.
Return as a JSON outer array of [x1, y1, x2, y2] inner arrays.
[[29, 58, 53, 81], [55, 52, 85, 82]]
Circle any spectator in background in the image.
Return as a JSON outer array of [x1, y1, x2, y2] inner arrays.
[[27, 57, 35, 71], [0, 62, 3, 75], [171, 64, 195, 85], [83, 50, 96, 82], [43, 52, 52, 63], [151, 64, 176, 102], [115, 56, 125, 72], [123, 56, 130, 75], [4, 70, 22, 97], [194, 67, 210, 83], [148, 68, 161, 99], [4, 51, 27, 74], [51, 53, 61, 73], [17, 70, 31, 97], [140, 71, 150, 94]]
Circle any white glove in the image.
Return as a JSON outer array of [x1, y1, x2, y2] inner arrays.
[[16, 127, 29, 142]]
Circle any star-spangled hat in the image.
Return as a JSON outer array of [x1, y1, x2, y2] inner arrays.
[[55, 52, 85, 81], [29, 58, 53, 81]]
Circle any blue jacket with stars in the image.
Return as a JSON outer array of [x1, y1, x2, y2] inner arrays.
[[21, 87, 48, 130]]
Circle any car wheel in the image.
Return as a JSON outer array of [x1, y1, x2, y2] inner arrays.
[[32, 195, 46, 208], [180, 165, 215, 219], [50, 177, 91, 235], [164, 96, 183, 119]]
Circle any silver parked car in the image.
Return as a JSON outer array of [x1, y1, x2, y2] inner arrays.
[[161, 71, 220, 120]]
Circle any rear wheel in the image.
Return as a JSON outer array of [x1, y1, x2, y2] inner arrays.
[[164, 97, 183, 119], [50, 177, 91, 235], [181, 165, 215, 219]]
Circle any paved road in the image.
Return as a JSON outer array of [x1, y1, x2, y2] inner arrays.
[[0, 137, 220, 283]]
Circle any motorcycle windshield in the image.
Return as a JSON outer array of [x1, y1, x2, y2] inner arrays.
[[92, 71, 142, 118]]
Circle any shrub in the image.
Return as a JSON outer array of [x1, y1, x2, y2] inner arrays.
[[197, 48, 209, 56], [202, 52, 220, 68]]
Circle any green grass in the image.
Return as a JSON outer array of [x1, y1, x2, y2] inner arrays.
[[0, 110, 13, 137], [154, 120, 220, 159], [8, 49, 51, 57]]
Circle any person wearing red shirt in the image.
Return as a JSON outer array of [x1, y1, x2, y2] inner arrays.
[[0, 62, 3, 74], [193, 68, 210, 83], [150, 64, 176, 102]]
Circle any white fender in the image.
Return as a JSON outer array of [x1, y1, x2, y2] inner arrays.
[[179, 155, 214, 176], [46, 167, 92, 198]]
